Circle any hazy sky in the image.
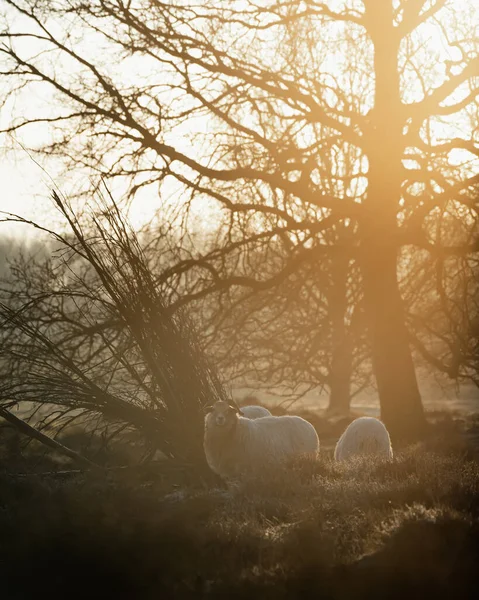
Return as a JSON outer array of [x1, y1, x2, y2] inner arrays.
[[1, 0, 477, 239], [0, 138, 163, 239], [0, 141, 52, 233]]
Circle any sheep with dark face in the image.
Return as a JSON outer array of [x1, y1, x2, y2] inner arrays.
[[203, 401, 319, 480], [334, 416, 393, 461]]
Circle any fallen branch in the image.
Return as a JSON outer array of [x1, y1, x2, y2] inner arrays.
[[0, 406, 103, 470]]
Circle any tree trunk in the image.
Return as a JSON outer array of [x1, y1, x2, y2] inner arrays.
[[328, 340, 353, 415], [361, 240, 426, 440], [361, 0, 426, 440], [327, 253, 353, 415]]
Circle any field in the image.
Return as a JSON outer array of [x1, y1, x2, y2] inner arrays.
[[235, 372, 479, 415], [1, 409, 479, 599]]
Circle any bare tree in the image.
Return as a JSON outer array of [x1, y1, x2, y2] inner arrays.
[[0, 191, 228, 474], [2, 0, 478, 438], [401, 201, 479, 386], [195, 225, 369, 413]]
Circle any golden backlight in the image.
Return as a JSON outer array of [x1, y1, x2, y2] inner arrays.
[[1, 0, 477, 234]]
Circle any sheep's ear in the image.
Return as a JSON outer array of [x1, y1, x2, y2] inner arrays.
[[229, 404, 242, 415], [203, 405, 214, 414]]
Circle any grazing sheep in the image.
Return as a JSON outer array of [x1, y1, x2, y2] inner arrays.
[[239, 405, 272, 419], [334, 416, 393, 461], [203, 401, 319, 480]]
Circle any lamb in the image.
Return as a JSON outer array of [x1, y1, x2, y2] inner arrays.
[[203, 400, 319, 480], [334, 416, 393, 461], [239, 404, 272, 419]]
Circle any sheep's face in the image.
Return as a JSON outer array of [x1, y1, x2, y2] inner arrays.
[[204, 401, 239, 433]]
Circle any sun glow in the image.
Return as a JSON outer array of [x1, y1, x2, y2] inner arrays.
[[0, 0, 477, 236]]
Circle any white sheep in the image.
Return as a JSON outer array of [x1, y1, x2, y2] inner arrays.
[[334, 416, 393, 461], [203, 401, 319, 480], [239, 405, 272, 419]]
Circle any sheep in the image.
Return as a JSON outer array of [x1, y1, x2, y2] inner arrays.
[[239, 404, 272, 419], [334, 416, 393, 461], [203, 400, 319, 480]]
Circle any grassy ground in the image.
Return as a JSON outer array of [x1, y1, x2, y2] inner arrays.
[[1, 411, 479, 599]]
